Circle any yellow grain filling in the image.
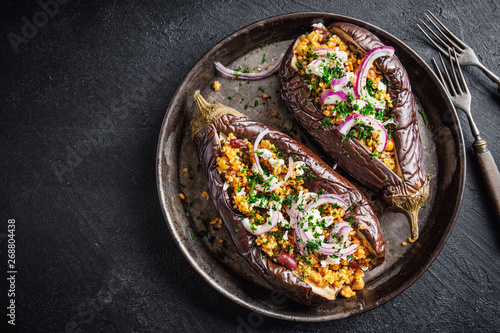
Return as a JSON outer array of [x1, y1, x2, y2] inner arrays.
[[293, 28, 397, 171], [216, 132, 376, 298]]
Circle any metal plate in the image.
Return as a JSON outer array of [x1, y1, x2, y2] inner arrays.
[[156, 13, 465, 321]]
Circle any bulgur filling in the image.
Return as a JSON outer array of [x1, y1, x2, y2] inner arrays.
[[216, 131, 377, 298], [293, 24, 397, 171]]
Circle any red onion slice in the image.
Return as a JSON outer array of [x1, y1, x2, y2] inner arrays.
[[255, 157, 294, 192], [294, 223, 314, 254], [313, 48, 348, 63], [330, 76, 349, 87], [320, 89, 347, 105], [336, 226, 351, 244], [252, 128, 270, 176], [293, 229, 307, 254], [295, 223, 358, 257], [337, 114, 388, 152], [214, 53, 284, 80], [285, 192, 318, 226], [293, 195, 359, 256], [330, 222, 352, 243], [354, 46, 394, 110], [313, 47, 335, 56], [304, 194, 349, 211], [252, 130, 294, 192], [241, 204, 281, 235], [331, 221, 351, 234], [335, 243, 358, 256]]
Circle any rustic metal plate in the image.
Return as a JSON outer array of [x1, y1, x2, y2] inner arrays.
[[156, 13, 465, 321]]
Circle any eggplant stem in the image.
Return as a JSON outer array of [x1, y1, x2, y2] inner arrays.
[[391, 180, 430, 240], [194, 90, 212, 116], [191, 90, 245, 139]]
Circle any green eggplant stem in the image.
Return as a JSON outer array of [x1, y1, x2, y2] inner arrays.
[[391, 180, 430, 241], [191, 90, 244, 139]]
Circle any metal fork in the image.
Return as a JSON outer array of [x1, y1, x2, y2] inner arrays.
[[419, 10, 500, 93], [433, 48, 500, 219]]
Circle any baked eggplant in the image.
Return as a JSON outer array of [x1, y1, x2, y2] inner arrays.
[[190, 90, 384, 305], [279, 22, 429, 240]]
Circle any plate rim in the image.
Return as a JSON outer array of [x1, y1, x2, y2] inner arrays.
[[156, 12, 466, 321]]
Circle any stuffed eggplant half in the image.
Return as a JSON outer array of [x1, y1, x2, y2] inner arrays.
[[280, 23, 429, 240], [190, 91, 384, 306]]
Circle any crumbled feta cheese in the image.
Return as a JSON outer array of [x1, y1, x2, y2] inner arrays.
[[311, 22, 326, 29], [352, 99, 367, 112], [300, 209, 323, 233], [250, 197, 269, 209], [283, 230, 289, 240], [378, 80, 387, 92], [223, 181, 230, 191], [235, 188, 246, 197], [320, 256, 341, 267], [306, 57, 333, 77], [263, 174, 280, 187], [361, 266, 369, 271], [264, 206, 284, 227], [278, 212, 289, 228], [251, 163, 259, 174], [346, 71, 355, 81], [307, 208, 322, 223], [323, 215, 335, 227], [269, 157, 284, 170], [332, 84, 353, 97], [334, 51, 348, 63], [254, 148, 272, 160], [295, 161, 306, 176]]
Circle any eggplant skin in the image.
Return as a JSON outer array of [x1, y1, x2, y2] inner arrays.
[[193, 114, 385, 306], [279, 22, 428, 206]]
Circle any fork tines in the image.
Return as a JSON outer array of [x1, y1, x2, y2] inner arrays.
[[417, 10, 467, 57], [433, 49, 468, 97], [432, 48, 472, 115]]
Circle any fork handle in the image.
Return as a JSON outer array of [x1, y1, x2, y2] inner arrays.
[[474, 140, 500, 219], [476, 63, 500, 93]]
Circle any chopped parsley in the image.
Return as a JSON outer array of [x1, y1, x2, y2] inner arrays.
[[419, 108, 428, 125], [321, 117, 333, 128]]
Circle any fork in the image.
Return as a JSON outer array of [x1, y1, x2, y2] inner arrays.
[[433, 48, 500, 219], [419, 10, 500, 93]]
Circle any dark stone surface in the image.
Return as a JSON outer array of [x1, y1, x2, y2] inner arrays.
[[1, 0, 499, 332]]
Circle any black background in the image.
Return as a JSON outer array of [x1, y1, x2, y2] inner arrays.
[[1, 0, 500, 332]]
